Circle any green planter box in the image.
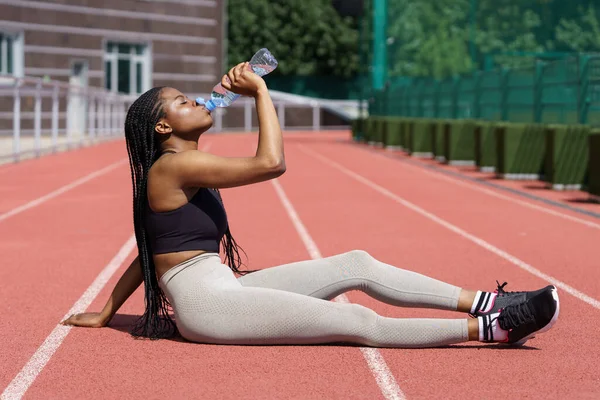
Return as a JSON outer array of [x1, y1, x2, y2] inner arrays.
[[444, 119, 476, 165], [384, 118, 403, 148], [362, 118, 371, 142], [474, 122, 496, 172], [363, 118, 376, 143], [432, 120, 447, 161], [544, 124, 591, 190], [398, 118, 412, 150], [372, 118, 385, 145], [351, 118, 365, 141], [495, 123, 546, 179], [588, 132, 600, 197], [408, 119, 434, 157], [365, 117, 381, 144]]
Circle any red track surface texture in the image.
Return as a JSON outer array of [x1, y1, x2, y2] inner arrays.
[[1, 132, 599, 399]]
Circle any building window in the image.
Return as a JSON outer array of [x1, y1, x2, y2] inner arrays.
[[0, 32, 23, 76], [104, 41, 150, 94]]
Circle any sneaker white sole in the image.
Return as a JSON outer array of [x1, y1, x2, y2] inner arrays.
[[511, 286, 560, 346]]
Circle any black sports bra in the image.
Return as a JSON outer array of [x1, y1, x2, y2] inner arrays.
[[145, 188, 228, 254]]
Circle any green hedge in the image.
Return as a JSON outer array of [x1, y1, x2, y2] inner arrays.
[[544, 124, 591, 189], [351, 118, 365, 141], [444, 119, 476, 164], [589, 132, 600, 197], [474, 121, 496, 171], [362, 116, 599, 197], [372, 118, 385, 145], [432, 120, 447, 161], [362, 118, 374, 142], [495, 123, 546, 178], [384, 117, 404, 148], [399, 118, 411, 149], [408, 119, 434, 156], [363, 117, 380, 144]]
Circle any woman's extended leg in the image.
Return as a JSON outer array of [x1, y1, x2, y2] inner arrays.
[[163, 255, 472, 347], [238, 250, 473, 312]]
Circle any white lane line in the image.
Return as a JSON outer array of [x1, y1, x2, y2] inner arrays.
[[299, 145, 600, 311], [0, 158, 128, 223], [408, 155, 600, 229], [1, 141, 213, 399], [426, 170, 600, 229], [271, 179, 406, 400], [1, 235, 137, 400], [360, 145, 600, 230]]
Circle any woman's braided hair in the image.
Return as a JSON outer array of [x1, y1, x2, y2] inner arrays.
[[124, 87, 250, 339]]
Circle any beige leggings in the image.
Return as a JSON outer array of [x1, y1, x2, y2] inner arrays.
[[158, 251, 469, 347]]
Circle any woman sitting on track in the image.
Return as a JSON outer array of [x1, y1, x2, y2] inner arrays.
[[63, 62, 559, 347]]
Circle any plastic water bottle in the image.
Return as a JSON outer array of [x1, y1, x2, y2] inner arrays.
[[196, 48, 278, 112]]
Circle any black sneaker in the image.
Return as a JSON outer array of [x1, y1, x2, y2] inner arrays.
[[471, 281, 555, 317], [482, 285, 560, 345]]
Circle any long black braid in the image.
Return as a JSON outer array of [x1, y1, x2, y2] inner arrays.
[[124, 87, 251, 340]]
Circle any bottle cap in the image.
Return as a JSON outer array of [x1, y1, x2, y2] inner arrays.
[[205, 100, 216, 112], [196, 97, 216, 112]]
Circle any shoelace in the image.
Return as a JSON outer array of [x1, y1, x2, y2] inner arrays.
[[469, 281, 525, 319], [495, 280, 525, 297], [483, 301, 535, 341], [496, 301, 535, 331]]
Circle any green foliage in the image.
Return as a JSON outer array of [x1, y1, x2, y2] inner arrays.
[[387, 0, 473, 78], [556, 3, 600, 52], [384, 0, 600, 78], [227, 0, 600, 82], [227, 0, 359, 77], [476, 1, 545, 65]]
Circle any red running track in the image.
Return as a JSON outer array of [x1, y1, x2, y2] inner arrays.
[[1, 132, 599, 399]]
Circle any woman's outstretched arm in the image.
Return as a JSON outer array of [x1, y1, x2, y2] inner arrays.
[[61, 256, 143, 327], [162, 62, 285, 189]]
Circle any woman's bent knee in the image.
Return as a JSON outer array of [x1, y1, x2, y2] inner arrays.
[[347, 250, 373, 261]]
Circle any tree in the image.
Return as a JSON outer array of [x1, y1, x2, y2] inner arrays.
[[227, 0, 359, 77], [387, 0, 473, 78], [385, 0, 563, 77], [555, 3, 600, 52]]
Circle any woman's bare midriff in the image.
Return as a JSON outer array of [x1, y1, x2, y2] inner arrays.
[[154, 250, 209, 280]]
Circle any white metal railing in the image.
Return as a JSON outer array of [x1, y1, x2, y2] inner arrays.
[[0, 74, 355, 163], [210, 90, 363, 133], [0, 74, 134, 163]]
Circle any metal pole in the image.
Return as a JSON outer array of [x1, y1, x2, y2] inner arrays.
[[88, 94, 96, 141], [578, 55, 591, 124], [473, 71, 482, 119], [214, 108, 222, 132], [111, 98, 117, 137], [244, 99, 252, 132], [66, 89, 72, 148], [51, 83, 59, 153], [500, 68, 510, 121], [277, 102, 285, 130], [358, 3, 365, 139], [122, 100, 127, 135], [372, 0, 387, 90], [98, 98, 104, 137], [104, 98, 110, 136], [534, 61, 544, 123], [452, 77, 460, 119], [78, 89, 84, 145], [312, 102, 320, 131], [13, 79, 21, 162], [107, 98, 113, 137], [34, 80, 42, 157]]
